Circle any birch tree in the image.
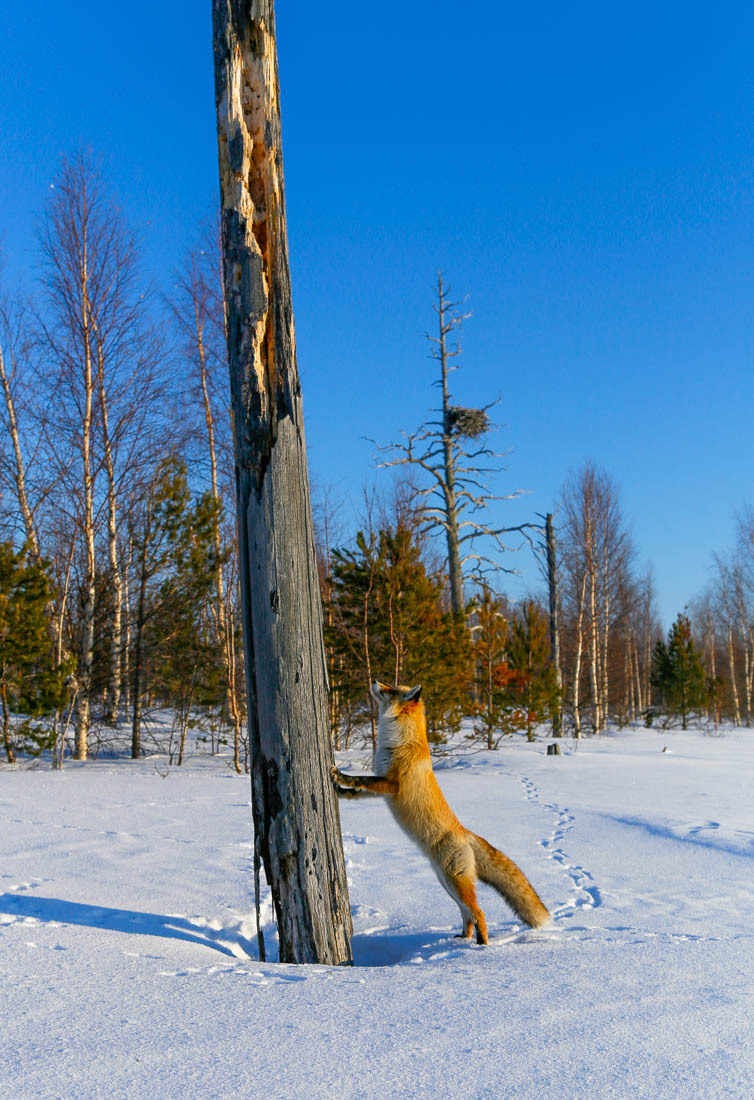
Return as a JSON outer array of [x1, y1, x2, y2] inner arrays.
[[712, 554, 742, 726], [0, 292, 42, 559], [170, 238, 243, 766], [560, 463, 635, 733], [37, 157, 100, 758], [37, 153, 164, 751], [213, 0, 352, 965]]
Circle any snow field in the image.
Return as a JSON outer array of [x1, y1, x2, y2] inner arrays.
[[1, 729, 752, 1098]]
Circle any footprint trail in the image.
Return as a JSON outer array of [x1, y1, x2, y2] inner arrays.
[[519, 774, 602, 920]]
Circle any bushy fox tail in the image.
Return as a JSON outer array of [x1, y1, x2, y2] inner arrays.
[[469, 833, 552, 929]]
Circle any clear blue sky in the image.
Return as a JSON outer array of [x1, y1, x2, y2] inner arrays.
[[2, 2, 752, 624]]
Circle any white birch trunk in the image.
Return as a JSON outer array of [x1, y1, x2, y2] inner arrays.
[[0, 345, 39, 560], [572, 573, 587, 738], [95, 337, 123, 725], [75, 267, 97, 761], [727, 627, 741, 726]]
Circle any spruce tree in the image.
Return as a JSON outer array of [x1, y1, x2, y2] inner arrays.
[[130, 457, 222, 758], [650, 613, 707, 730], [504, 599, 560, 742], [0, 543, 69, 762], [328, 530, 386, 745], [471, 584, 510, 748], [329, 521, 473, 744]]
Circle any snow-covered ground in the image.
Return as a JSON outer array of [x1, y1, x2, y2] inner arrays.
[[1, 727, 752, 1098]]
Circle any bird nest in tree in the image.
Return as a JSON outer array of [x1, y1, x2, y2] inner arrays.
[[445, 405, 491, 439]]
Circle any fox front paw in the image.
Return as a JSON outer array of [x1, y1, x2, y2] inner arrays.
[[331, 766, 354, 788]]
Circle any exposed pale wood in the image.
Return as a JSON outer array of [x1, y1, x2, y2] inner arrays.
[[212, 0, 352, 965]]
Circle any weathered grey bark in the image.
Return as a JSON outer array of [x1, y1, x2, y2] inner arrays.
[[545, 513, 562, 736], [213, 0, 352, 965]]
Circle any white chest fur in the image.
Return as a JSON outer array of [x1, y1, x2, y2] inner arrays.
[[374, 713, 402, 777]]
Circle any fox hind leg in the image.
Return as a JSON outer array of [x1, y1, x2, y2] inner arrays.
[[455, 916, 474, 940], [451, 875, 488, 945]]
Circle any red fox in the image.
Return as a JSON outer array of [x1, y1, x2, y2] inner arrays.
[[332, 681, 551, 945]]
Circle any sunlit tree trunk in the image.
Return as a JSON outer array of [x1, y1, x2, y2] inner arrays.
[[600, 557, 610, 727], [632, 633, 643, 715], [727, 626, 741, 726], [94, 334, 124, 725], [545, 513, 562, 736], [588, 572, 601, 732], [76, 252, 97, 761], [122, 530, 133, 713], [435, 277, 465, 617], [213, 0, 352, 965], [572, 573, 587, 738], [0, 345, 39, 560]]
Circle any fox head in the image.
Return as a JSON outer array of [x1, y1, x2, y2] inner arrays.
[[370, 680, 422, 714]]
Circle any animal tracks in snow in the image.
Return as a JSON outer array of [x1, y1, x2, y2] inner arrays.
[[2, 811, 197, 849], [518, 774, 602, 920], [515, 773, 754, 951]]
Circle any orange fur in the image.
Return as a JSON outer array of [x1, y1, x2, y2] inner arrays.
[[333, 681, 552, 944]]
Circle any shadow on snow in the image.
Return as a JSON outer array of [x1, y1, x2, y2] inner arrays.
[[603, 816, 754, 860], [0, 894, 255, 958]]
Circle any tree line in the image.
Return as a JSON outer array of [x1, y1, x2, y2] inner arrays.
[[0, 152, 245, 766], [1, 153, 750, 766]]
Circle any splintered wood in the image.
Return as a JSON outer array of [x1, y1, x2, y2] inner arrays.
[[213, 0, 353, 966], [215, 10, 282, 468]]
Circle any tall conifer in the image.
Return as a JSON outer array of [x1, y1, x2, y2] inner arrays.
[[651, 613, 707, 729]]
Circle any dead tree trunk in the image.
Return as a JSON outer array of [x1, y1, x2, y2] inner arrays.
[[437, 278, 465, 618], [213, 0, 352, 965], [545, 513, 562, 736]]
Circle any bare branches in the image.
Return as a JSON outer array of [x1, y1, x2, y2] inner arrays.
[[374, 273, 529, 614]]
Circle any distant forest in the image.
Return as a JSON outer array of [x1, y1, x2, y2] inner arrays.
[[1, 153, 751, 766]]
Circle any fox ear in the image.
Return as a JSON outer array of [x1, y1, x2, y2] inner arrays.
[[371, 681, 389, 700], [401, 684, 422, 702]]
